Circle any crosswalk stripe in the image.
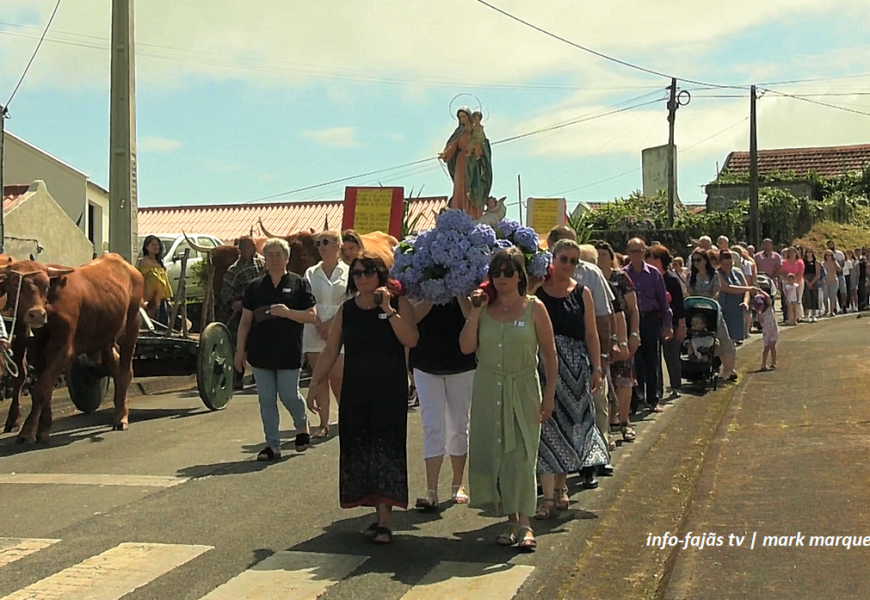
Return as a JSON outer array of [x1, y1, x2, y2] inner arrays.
[[197, 551, 368, 600], [0, 538, 60, 569], [0, 473, 189, 488], [0, 542, 212, 600], [397, 561, 535, 600]]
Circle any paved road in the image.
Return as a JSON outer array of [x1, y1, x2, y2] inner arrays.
[[0, 365, 683, 600], [1, 314, 857, 599]]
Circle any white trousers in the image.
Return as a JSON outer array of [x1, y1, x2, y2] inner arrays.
[[413, 369, 474, 459]]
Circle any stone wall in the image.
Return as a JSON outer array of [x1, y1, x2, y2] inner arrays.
[[705, 181, 817, 212]]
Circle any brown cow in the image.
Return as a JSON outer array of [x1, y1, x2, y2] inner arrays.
[[0, 254, 145, 443], [184, 230, 319, 301]]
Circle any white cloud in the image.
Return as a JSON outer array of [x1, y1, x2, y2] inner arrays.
[[139, 136, 182, 152], [301, 127, 359, 148], [0, 0, 865, 93]]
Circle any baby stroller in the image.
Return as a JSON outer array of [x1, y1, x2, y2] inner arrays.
[[680, 296, 722, 392], [751, 273, 776, 332]]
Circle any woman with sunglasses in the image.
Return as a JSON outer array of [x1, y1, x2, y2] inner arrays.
[[302, 230, 350, 438], [307, 253, 418, 545], [532, 239, 607, 521], [460, 247, 557, 552]]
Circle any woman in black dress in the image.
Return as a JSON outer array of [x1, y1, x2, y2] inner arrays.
[[307, 252, 418, 544]]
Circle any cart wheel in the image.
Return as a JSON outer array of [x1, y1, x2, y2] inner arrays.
[[66, 355, 109, 414], [197, 322, 234, 411]]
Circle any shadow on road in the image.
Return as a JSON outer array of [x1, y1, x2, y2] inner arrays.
[[176, 455, 299, 479]]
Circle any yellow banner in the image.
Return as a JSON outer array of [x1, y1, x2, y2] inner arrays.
[[353, 189, 394, 235], [527, 198, 565, 237]]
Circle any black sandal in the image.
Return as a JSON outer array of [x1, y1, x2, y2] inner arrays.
[[363, 522, 379, 539], [295, 433, 310, 452], [256, 447, 281, 461], [372, 526, 393, 544]]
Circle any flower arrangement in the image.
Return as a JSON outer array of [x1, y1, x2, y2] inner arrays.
[[491, 218, 552, 278], [391, 209, 495, 304]]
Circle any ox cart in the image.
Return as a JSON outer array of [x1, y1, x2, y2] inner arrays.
[[60, 248, 236, 415]]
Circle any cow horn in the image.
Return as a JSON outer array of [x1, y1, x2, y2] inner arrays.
[[258, 218, 280, 239], [46, 266, 75, 278], [182, 231, 212, 254]]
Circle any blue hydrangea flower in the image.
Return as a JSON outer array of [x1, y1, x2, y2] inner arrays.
[[495, 218, 519, 237], [529, 251, 552, 278], [469, 224, 497, 247], [513, 227, 540, 253], [494, 239, 514, 251], [435, 209, 475, 234]]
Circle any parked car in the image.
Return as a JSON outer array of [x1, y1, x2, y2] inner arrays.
[[137, 233, 224, 300]]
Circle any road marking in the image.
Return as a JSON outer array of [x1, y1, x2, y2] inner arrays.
[[398, 561, 535, 600], [0, 542, 212, 600], [0, 473, 189, 488], [0, 538, 60, 569], [197, 551, 368, 600]]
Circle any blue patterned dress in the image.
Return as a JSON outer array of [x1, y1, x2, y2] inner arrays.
[[535, 286, 609, 474]]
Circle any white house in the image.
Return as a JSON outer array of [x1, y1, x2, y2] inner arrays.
[[3, 131, 110, 253]]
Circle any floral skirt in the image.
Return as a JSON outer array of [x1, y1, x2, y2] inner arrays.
[[536, 335, 609, 475]]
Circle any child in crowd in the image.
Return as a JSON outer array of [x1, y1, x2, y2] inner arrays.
[[683, 314, 717, 362], [784, 273, 800, 325], [753, 290, 778, 371]]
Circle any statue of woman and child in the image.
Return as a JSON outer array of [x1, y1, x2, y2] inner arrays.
[[439, 107, 496, 221]]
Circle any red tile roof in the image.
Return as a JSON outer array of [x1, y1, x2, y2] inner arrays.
[[3, 184, 30, 213], [138, 197, 449, 241], [722, 144, 870, 178]]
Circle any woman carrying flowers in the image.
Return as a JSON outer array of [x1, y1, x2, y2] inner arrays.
[[460, 247, 557, 552]]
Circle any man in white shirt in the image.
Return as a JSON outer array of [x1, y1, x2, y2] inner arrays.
[[827, 240, 847, 311]]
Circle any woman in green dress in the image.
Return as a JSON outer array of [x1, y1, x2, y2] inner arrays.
[[460, 247, 557, 551]]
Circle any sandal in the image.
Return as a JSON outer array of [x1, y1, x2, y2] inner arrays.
[[372, 526, 393, 544], [415, 489, 439, 511], [451, 485, 469, 504], [362, 522, 379, 539], [534, 498, 558, 520], [496, 530, 517, 546], [311, 425, 330, 439], [295, 433, 311, 452], [555, 487, 570, 511], [516, 526, 537, 551], [620, 423, 636, 442], [256, 447, 281, 461]]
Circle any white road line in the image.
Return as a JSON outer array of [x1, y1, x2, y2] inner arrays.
[[0, 542, 212, 600], [398, 561, 535, 600], [0, 473, 189, 488], [197, 551, 368, 600], [0, 538, 60, 569]]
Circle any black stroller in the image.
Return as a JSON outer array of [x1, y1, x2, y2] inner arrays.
[[680, 296, 722, 392]]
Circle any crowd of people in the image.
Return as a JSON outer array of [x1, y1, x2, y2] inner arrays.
[[137, 224, 865, 551]]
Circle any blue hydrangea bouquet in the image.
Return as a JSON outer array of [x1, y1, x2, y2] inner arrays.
[[391, 209, 552, 304]]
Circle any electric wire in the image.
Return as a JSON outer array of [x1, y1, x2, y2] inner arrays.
[[4, 0, 63, 108], [760, 88, 870, 118], [472, 0, 749, 90]]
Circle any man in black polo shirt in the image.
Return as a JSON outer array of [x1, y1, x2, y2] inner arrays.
[[235, 238, 317, 461]]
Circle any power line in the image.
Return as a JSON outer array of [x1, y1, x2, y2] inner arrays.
[[4, 0, 63, 108], [242, 92, 664, 203], [756, 73, 870, 86], [472, 0, 749, 91], [761, 88, 870, 118], [550, 116, 749, 197]]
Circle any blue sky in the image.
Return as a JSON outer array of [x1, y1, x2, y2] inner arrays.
[[2, 0, 870, 223]]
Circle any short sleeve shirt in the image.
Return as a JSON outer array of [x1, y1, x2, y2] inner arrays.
[[573, 261, 614, 317], [242, 272, 316, 370]]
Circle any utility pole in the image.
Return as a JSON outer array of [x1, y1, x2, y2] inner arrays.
[[108, 0, 138, 263], [749, 85, 760, 248], [0, 104, 7, 254], [666, 78, 677, 227]]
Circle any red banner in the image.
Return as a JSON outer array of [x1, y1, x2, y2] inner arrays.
[[342, 187, 404, 238]]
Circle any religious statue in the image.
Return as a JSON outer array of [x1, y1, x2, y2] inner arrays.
[[477, 196, 507, 228], [439, 107, 493, 220]]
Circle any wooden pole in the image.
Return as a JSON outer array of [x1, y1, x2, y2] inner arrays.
[[666, 78, 678, 227], [200, 254, 214, 334], [749, 85, 760, 247]]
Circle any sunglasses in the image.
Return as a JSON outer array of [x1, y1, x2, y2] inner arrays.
[[317, 239, 336, 247], [557, 255, 579, 266], [491, 267, 516, 279], [351, 267, 377, 278]]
